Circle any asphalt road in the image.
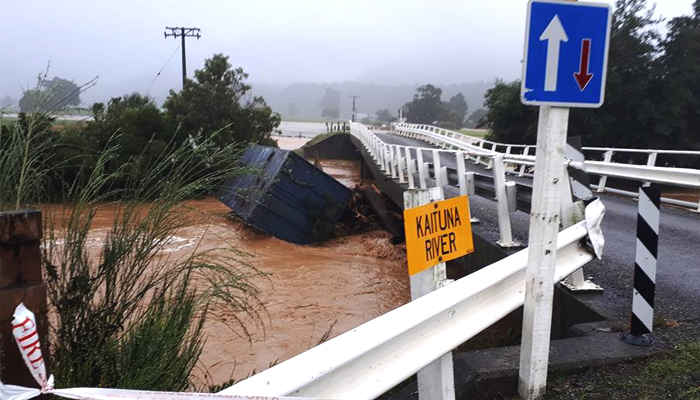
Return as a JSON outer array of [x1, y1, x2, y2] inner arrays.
[[373, 131, 700, 343]]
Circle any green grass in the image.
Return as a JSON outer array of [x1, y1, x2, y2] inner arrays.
[[282, 117, 347, 123], [457, 128, 489, 138], [539, 342, 700, 400], [1, 117, 18, 126], [301, 130, 347, 148], [2, 117, 87, 128]]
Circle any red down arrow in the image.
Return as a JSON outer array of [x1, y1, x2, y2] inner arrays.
[[574, 39, 593, 91]]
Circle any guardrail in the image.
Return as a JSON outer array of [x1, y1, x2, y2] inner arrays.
[[222, 221, 596, 399], [349, 122, 526, 247], [392, 123, 700, 211]]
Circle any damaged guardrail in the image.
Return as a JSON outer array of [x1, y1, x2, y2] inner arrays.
[[3, 219, 600, 400], [221, 221, 597, 399]]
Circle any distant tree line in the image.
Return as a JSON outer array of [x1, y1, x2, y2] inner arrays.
[[480, 0, 700, 163], [19, 76, 82, 112], [3, 53, 281, 198], [401, 84, 471, 130]]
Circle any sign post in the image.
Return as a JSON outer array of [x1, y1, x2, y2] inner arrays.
[[403, 189, 474, 400], [518, 1, 611, 399]]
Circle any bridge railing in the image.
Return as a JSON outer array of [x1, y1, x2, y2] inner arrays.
[[392, 122, 700, 211], [350, 122, 525, 247], [222, 221, 595, 399]]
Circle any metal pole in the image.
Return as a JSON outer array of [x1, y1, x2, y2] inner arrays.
[[181, 28, 187, 87], [164, 27, 200, 89], [518, 106, 569, 400]]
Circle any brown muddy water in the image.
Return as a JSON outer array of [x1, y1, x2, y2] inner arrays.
[[42, 156, 408, 387]]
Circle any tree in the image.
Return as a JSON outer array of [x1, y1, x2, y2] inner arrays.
[[75, 93, 174, 185], [466, 108, 488, 128], [164, 54, 280, 146], [404, 84, 443, 124], [441, 93, 468, 129], [375, 109, 396, 123], [319, 88, 340, 119], [654, 0, 700, 152], [481, 80, 538, 144], [482, 0, 663, 150], [567, 0, 662, 149], [19, 76, 81, 112]]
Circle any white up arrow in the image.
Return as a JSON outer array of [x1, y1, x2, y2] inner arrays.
[[540, 14, 568, 92]]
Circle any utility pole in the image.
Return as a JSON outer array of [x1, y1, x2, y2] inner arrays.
[[349, 95, 359, 122], [164, 26, 201, 88]]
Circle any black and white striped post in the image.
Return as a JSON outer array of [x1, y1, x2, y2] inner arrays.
[[619, 186, 661, 346]]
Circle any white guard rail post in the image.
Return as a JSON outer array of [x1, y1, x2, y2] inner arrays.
[[395, 123, 700, 212], [595, 150, 613, 193], [493, 155, 519, 247], [221, 222, 594, 399]]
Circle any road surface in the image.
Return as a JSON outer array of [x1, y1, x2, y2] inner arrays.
[[371, 130, 700, 342]]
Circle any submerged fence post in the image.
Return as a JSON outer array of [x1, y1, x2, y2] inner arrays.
[[620, 186, 660, 346], [0, 210, 49, 387]]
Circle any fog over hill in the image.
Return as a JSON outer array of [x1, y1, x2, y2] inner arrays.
[[253, 81, 495, 120]]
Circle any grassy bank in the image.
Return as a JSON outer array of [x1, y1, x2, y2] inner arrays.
[[282, 116, 348, 123], [538, 342, 700, 400], [457, 128, 489, 139]]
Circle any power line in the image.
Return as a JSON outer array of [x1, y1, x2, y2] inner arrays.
[[164, 26, 201, 88], [145, 42, 181, 94]]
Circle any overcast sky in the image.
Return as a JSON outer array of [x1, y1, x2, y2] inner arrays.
[[0, 0, 694, 105]]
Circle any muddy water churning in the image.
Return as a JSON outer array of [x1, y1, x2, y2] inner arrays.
[[43, 157, 409, 386]]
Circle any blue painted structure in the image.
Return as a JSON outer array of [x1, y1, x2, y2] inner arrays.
[[521, 0, 611, 108], [219, 145, 352, 244]]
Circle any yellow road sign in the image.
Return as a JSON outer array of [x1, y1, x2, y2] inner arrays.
[[403, 195, 474, 276]]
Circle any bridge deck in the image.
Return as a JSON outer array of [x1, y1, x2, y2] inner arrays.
[[367, 131, 700, 332]]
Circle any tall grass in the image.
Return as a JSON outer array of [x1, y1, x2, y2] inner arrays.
[[1, 71, 266, 391], [42, 132, 265, 390], [0, 68, 95, 210]]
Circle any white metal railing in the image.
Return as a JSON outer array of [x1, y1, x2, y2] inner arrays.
[[392, 122, 700, 211], [349, 122, 520, 247], [222, 222, 595, 399]]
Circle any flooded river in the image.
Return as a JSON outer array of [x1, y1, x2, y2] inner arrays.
[[43, 153, 409, 387]]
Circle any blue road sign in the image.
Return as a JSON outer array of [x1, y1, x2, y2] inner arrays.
[[521, 0, 612, 108]]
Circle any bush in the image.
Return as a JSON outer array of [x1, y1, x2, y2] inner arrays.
[[2, 76, 266, 391], [43, 131, 265, 390]]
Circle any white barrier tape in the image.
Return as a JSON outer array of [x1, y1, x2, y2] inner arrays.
[[0, 383, 334, 400], [12, 304, 49, 391], [3, 304, 337, 400], [584, 198, 606, 259]]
